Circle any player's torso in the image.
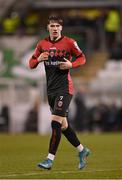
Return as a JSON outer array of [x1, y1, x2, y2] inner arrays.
[[40, 36, 72, 67], [39, 36, 73, 95]]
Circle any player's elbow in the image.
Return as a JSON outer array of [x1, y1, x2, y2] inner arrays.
[[29, 59, 37, 69], [29, 62, 35, 69], [78, 56, 86, 66], [81, 57, 86, 65], [77, 54, 86, 66]]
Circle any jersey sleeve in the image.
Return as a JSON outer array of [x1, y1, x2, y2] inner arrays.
[[70, 40, 86, 68], [29, 42, 42, 69]]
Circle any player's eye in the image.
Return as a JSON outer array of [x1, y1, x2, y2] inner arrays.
[[50, 25, 55, 27], [50, 25, 60, 27]]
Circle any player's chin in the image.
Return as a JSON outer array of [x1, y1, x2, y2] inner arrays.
[[52, 33, 58, 37]]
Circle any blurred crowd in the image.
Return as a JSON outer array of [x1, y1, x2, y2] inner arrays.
[[0, 8, 121, 54], [70, 90, 122, 133], [0, 96, 122, 133]]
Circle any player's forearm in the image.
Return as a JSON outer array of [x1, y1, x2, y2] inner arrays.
[[29, 57, 39, 69], [29, 52, 49, 69], [72, 54, 86, 68]]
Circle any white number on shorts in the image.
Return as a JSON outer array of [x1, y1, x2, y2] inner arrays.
[[60, 96, 63, 100]]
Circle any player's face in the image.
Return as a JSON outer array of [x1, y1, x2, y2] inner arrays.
[[47, 21, 62, 39]]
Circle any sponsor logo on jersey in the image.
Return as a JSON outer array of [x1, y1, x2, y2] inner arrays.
[[45, 61, 61, 66]]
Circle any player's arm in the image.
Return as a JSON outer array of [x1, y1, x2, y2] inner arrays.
[[71, 53, 86, 68], [59, 40, 86, 70], [59, 54, 86, 70], [29, 43, 49, 69], [71, 41, 86, 68], [59, 58, 72, 70]]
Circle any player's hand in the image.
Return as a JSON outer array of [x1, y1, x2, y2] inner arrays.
[[59, 58, 72, 70], [38, 52, 49, 62]]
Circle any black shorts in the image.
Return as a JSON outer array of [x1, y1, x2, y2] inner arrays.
[[47, 93, 72, 117]]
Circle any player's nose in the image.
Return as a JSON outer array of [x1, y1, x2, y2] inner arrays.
[[54, 26, 58, 30]]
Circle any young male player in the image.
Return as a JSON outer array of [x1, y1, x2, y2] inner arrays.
[[29, 15, 90, 170]]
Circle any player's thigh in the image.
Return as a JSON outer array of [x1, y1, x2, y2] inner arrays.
[[51, 114, 66, 124], [61, 118, 68, 130], [48, 95, 65, 124], [53, 94, 72, 117], [51, 115, 68, 129], [47, 94, 55, 114]]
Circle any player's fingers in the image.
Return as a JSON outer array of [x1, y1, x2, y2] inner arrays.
[[42, 56, 48, 61], [59, 65, 64, 69], [60, 67, 65, 70], [59, 62, 65, 65], [63, 58, 68, 62], [60, 65, 67, 70], [44, 54, 49, 58], [43, 55, 48, 58], [43, 58, 48, 61], [60, 64, 65, 68], [42, 52, 49, 59], [44, 52, 49, 55]]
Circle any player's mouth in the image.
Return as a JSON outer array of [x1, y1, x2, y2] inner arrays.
[[53, 32, 58, 36]]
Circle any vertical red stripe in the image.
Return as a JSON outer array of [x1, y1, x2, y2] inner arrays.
[[50, 129, 56, 154], [68, 72, 74, 95]]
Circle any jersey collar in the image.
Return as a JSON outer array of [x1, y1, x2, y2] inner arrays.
[[46, 36, 64, 43]]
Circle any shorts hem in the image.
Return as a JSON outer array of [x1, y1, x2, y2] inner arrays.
[[52, 113, 66, 117]]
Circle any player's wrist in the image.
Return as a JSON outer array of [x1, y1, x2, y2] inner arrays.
[[70, 62, 73, 68], [71, 63, 75, 68], [38, 56, 43, 62], [68, 64, 72, 69]]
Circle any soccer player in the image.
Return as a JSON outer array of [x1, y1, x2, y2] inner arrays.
[[29, 15, 90, 170]]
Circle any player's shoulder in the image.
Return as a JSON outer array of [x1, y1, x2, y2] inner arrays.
[[38, 37, 48, 45], [63, 36, 76, 43]]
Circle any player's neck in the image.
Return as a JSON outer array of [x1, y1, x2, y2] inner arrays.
[[50, 35, 62, 42]]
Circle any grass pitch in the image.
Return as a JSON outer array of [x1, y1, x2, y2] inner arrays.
[[0, 133, 122, 179]]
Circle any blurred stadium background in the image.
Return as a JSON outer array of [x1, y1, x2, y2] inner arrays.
[[0, 0, 122, 134]]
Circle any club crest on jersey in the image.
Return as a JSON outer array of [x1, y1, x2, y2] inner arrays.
[[50, 51, 55, 57], [58, 100, 63, 107], [49, 47, 56, 57], [74, 42, 81, 52]]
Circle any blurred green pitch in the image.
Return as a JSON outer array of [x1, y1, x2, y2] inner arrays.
[[0, 133, 122, 179]]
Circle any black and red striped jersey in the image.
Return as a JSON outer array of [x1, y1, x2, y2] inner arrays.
[[29, 36, 86, 95]]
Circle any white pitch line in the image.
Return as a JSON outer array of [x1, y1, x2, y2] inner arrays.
[[0, 168, 122, 178]]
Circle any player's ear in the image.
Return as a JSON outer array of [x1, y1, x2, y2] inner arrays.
[[60, 25, 62, 31]]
